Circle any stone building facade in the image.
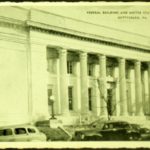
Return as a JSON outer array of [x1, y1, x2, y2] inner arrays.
[[0, 6, 150, 125]]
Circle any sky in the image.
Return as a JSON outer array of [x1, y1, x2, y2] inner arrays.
[[26, 3, 150, 38]]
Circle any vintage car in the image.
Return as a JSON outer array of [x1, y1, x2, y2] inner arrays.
[[0, 124, 47, 142], [74, 121, 141, 141], [140, 128, 150, 140], [130, 124, 150, 141]]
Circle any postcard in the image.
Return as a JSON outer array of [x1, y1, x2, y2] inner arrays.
[[0, 1, 150, 148]]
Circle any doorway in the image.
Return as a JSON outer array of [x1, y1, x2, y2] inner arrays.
[[107, 89, 113, 116]]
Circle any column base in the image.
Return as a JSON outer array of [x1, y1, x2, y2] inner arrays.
[[136, 112, 145, 116], [61, 110, 70, 116], [120, 112, 128, 116], [100, 110, 108, 116]]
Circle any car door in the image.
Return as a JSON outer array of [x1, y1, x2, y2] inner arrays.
[[99, 123, 114, 140], [27, 127, 40, 141], [100, 123, 123, 140], [13, 127, 29, 141], [140, 128, 150, 140], [0, 128, 14, 142]]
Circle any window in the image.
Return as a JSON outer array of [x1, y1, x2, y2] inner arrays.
[[47, 59, 56, 74], [107, 89, 113, 115], [27, 128, 36, 134], [15, 128, 26, 135], [48, 89, 52, 97], [0, 129, 12, 136], [106, 66, 113, 77], [68, 86, 73, 110], [88, 64, 94, 76], [67, 61, 73, 74], [125, 69, 129, 79], [88, 88, 92, 111]]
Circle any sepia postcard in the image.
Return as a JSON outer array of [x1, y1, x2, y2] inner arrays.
[[0, 1, 150, 149]]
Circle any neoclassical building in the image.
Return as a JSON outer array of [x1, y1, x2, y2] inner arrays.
[[0, 6, 150, 125]]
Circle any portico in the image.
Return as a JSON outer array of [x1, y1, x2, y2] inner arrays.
[[47, 47, 150, 122]]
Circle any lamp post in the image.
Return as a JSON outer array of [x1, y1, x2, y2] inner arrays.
[[49, 95, 56, 119]]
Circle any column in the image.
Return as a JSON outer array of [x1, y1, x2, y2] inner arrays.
[[93, 64, 100, 116], [56, 58, 61, 115], [59, 49, 69, 115], [128, 68, 136, 116], [148, 63, 150, 114], [80, 52, 88, 115], [74, 61, 80, 113], [126, 66, 132, 115], [118, 58, 128, 116], [99, 55, 107, 116], [134, 60, 143, 116], [142, 69, 149, 115], [113, 66, 120, 116]]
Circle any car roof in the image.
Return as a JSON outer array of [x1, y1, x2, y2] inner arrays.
[[0, 124, 36, 130]]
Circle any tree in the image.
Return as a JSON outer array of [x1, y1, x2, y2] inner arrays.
[[96, 78, 121, 121]]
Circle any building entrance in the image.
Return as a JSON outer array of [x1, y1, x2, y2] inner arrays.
[[107, 89, 113, 116], [107, 81, 116, 116]]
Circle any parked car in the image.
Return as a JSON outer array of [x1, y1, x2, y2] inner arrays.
[[74, 121, 141, 141], [130, 124, 150, 141], [0, 124, 47, 142]]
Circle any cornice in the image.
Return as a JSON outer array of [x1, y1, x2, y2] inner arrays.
[[26, 20, 150, 53], [0, 16, 150, 53], [0, 17, 27, 44], [0, 16, 26, 30]]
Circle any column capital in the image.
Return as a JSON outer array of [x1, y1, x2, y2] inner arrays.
[[99, 54, 106, 60], [80, 51, 87, 59], [118, 57, 125, 64], [134, 60, 141, 65], [59, 48, 67, 55]]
